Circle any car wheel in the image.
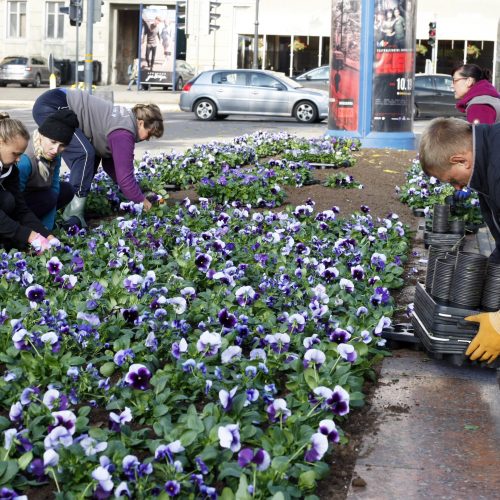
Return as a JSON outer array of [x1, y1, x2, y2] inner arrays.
[[217, 114, 229, 120], [20, 83, 28, 87], [294, 101, 318, 123], [32, 74, 41, 88], [194, 99, 217, 121], [0, 83, 6, 87], [413, 104, 420, 120], [175, 77, 184, 91]]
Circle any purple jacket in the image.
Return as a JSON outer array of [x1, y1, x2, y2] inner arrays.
[[456, 79, 500, 124]]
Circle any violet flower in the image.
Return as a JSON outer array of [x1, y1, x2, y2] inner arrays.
[[218, 423, 241, 452], [124, 364, 151, 391], [237, 448, 271, 471], [304, 433, 329, 462], [337, 343, 357, 363]]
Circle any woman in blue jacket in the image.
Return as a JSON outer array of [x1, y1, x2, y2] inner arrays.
[[17, 109, 78, 230]]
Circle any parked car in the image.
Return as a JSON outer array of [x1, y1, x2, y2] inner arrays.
[[413, 73, 461, 119], [294, 65, 330, 90], [180, 69, 328, 123], [0, 56, 60, 88], [140, 60, 195, 91]]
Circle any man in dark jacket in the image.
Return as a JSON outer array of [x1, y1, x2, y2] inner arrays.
[[419, 117, 500, 364]]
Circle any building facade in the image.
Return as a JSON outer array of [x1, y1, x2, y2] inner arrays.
[[0, 0, 498, 85]]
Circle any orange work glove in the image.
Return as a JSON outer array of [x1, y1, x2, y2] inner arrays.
[[464, 313, 500, 364]]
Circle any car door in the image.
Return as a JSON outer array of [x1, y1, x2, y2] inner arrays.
[[414, 75, 435, 116], [247, 72, 289, 115], [433, 76, 457, 116], [211, 71, 249, 113]]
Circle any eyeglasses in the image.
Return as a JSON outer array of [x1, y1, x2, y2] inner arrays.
[[452, 77, 468, 84]]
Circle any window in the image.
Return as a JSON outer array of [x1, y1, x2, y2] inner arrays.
[[8, 1, 27, 38], [249, 73, 283, 89], [46, 1, 65, 39], [435, 76, 452, 92], [212, 72, 246, 86], [415, 76, 433, 90]]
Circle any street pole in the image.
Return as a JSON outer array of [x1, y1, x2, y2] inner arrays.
[[253, 0, 259, 69], [75, 21, 79, 86], [84, 0, 94, 93]]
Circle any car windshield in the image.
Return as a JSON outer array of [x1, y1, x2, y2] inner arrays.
[[1, 57, 28, 65], [271, 73, 302, 88]]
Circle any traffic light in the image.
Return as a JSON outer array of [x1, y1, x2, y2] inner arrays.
[[209, 1, 221, 34], [428, 22, 436, 47], [68, 0, 82, 27], [177, 1, 187, 31], [93, 0, 104, 23]]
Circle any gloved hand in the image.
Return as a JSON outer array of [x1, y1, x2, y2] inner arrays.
[[453, 187, 472, 201], [144, 191, 164, 205], [30, 234, 51, 254], [464, 312, 500, 364]]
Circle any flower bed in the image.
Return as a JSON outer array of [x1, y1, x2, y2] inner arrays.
[[0, 189, 410, 497], [396, 158, 483, 226]]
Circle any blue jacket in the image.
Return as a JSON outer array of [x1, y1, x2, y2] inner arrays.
[[17, 154, 61, 230]]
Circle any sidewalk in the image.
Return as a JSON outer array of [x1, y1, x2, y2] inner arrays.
[[0, 84, 181, 112]]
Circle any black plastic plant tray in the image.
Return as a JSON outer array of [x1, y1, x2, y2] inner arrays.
[[413, 282, 480, 336], [411, 311, 471, 354], [381, 323, 421, 344], [423, 231, 464, 249]]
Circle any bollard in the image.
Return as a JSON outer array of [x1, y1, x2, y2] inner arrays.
[[49, 73, 57, 89]]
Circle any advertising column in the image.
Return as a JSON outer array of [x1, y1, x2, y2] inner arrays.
[[371, 0, 416, 132], [139, 5, 176, 88], [326, 0, 416, 150], [328, 0, 362, 131]]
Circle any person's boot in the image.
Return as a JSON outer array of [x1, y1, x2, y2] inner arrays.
[[62, 195, 87, 228]]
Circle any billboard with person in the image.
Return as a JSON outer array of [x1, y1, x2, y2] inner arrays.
[[371, 0, 416, 131], [139, 5, 176, 88]]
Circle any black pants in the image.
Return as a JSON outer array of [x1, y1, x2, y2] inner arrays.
[[24, 182, 74, 220]]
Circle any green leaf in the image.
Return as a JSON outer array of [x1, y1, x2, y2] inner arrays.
[[180, 430, 199, 447], [271, 456, 289, 473], [18, 451, 33, 471], [100, 361, 116, 377], [270, 494, 286, 500], [235, 474, 252, 500], [0, 460, 19, 485], [298, 470, 317, 490], [153, 405, 170, 418], [464, 424, 479, 431], [303, 368, 318, 390], [220, 488, 235, 500]]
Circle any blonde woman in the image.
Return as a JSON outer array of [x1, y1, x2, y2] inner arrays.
[[32, 88, 164, 228], [17, 109, 79, 230], [0, 113, 56, 252]]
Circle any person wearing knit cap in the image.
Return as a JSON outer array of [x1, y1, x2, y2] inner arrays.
[[32, 88, 164, 228], [17, 109, 79, 230]]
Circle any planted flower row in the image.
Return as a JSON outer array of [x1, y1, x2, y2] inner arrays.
[[396, 158, 482, 225], [0, 196, 409, 498]]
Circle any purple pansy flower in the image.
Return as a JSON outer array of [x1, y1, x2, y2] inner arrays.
[[266, 398, 291, 423], [218, 423, 241, 452], [304, 433, 329, 462], [337, 343, 357, 363], [237, 448, 271, 471], [124, 364, 151, 390]]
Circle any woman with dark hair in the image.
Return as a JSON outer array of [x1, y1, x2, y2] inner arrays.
[[451, 63, 500, 124], [32, 88, 164, 228]]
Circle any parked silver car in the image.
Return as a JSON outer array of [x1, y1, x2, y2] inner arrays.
[[294, 65, 330, 90], [0, 56, 60, 88], [413, 73, 461, 119], [179, 69, 328, 123]]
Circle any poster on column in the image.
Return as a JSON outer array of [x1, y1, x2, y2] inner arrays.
[[139, 5, 176, 87], [371, 0, 416, 132], [328, 0, 362, 131]]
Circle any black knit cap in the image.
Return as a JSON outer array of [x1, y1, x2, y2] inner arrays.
[[38, 109, 79, 145]]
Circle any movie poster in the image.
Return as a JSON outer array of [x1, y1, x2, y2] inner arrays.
[[328, 0, 362, 131], [371, 0, 416, 132], [139, 5, 176, 87]]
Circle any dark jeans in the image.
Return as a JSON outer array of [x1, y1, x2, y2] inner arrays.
[[24, 182, 74, 220], [146, 45, 157, 69], [33, 89, 100, 198]]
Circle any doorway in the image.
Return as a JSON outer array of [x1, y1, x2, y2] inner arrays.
[[116, 9, 140, 84]]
